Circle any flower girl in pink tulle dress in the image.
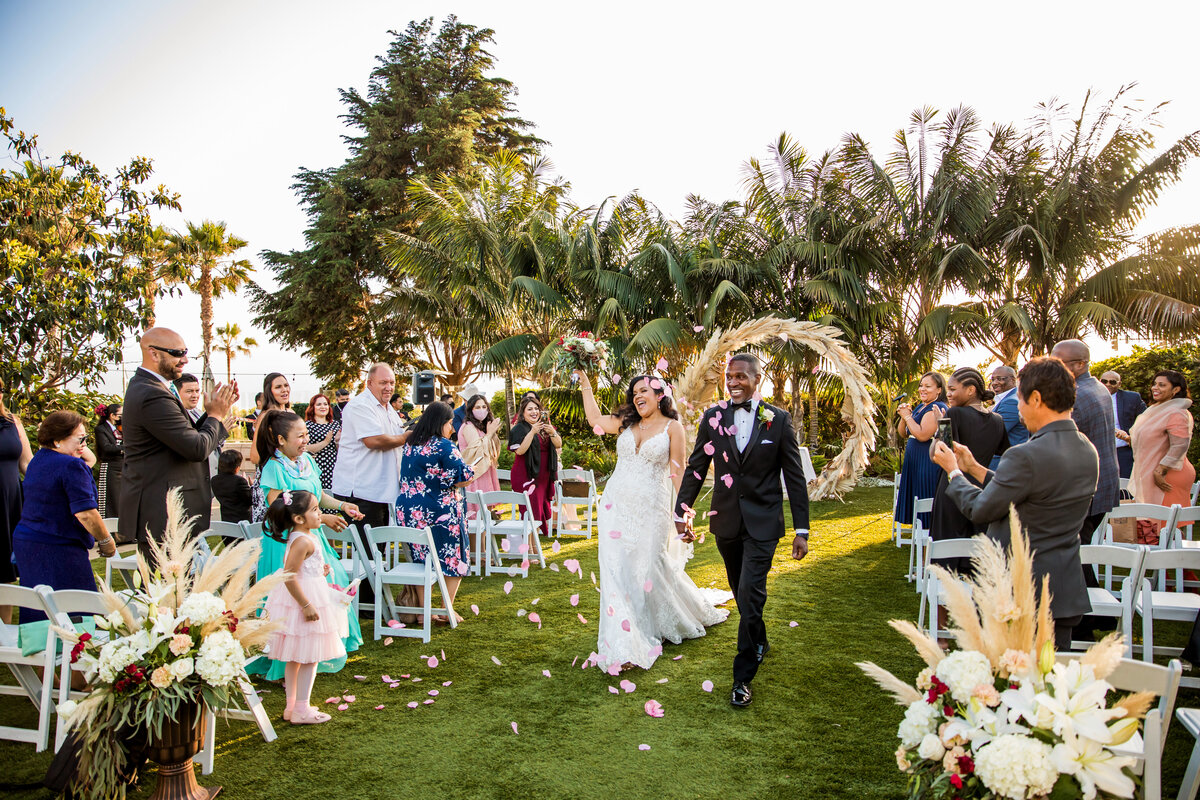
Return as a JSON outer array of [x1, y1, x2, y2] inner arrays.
[[263, 490, 348, 724]]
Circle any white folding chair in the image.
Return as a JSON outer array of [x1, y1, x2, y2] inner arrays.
[[908, 497, 934, 589], [0, 585, 57, 751], [554, 468, 597, 538], [478, 490, 545, 577], [1174, 504, 1199, 547], [463, 491, 490, 577], [321, 525, 369, 617], [207, 520, 247, 541], [918, 537, 984, 640], [1178, 707, 1200, 800], [1072, 545, 1144, 657], [1133, 548, 1200, 685], [363, 525, 457, 643], [105, 553, 141, 591], [892, 472, 913, 548], [1093, 503, 1178, 549], [1053, 655, 1181, 800], [1191, 480, 1200, 507], [197, 652, 276, 775], [240, 521, 265, 540]]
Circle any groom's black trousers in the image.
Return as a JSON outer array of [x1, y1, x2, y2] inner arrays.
[[715, 521, 777, 683]]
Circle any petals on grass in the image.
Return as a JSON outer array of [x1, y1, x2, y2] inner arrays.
[[337, 703, 349, 711], [423, 699, 435, 705], [324, 697, 339, 704], [353, 675, 366, 681], [644, 699, 664, 718], [380, 674, 392, 683], [528, 612, 541, 629], [563, 558, 581, 574], [387, 619, 402, 628], [577, 613, 588, 624], [427, 656, 438, 668], [384, 637, 393, 646], [608, 686, 619, 694], [374, 705, 385, 710], [342, 695, 356, 703], [503, 581, 513, 594], [542, 669, 551, 678], [673, 655, 683, 661], [607, 663, 621, 676], [620, 679, 636, 693], [656, 678, 668, 684], [639, 744, 651, 751], [407, 701, 418, 709], [491, 655, 503, 666], [549, 563, 560, 571], [442, 680, 452, 686], [518, 609, 527, 616], [570, 593, 579, 606], [428, 690, 439, 696], [552, 540, 561, 554], [789, 621, 799, 627], [471, 604, 480, 615], [702, 680, 714, 692], [520, 558, 531, 570], [390, 682, 400, 688], [511, 722, 519, 735]]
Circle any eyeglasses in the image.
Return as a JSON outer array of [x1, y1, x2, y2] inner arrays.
[[1099, 379, 1118, 385], [150, 345, 188, 358]]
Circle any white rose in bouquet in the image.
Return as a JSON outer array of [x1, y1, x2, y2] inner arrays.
[[170, 657, 195, 682], [974, 734, 1057, 800], [898, 699, 939, 748], [179, 591, 226, 626], [935, 650, 994, 704], [917, 733, 946, 761], [196, 629, 244, 687]]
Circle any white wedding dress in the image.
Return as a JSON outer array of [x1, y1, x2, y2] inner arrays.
[[596, 426, 732, 671]]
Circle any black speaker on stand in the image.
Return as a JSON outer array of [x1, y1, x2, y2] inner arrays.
[[413, 371, 436, 405]]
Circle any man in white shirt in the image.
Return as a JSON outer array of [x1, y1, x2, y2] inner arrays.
[[333, 363, 410, 538]]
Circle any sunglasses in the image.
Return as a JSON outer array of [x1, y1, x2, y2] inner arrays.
[[1099, 379, 1118, 385], [150, 345, 188, 358]]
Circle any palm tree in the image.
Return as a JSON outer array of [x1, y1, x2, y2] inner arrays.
[[378, 151, 571, 419], [213, 322, 258, 383], [170, 220, 254, 373]]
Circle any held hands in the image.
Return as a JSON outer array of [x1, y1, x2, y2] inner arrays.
[[1115, 430, 1131, 443], [674, 520, 696, 543]]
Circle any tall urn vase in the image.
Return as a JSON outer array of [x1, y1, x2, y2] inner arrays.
[[146, 700, 222, 800]]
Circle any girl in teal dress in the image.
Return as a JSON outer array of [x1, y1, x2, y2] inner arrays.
[[246, 410, 366, 679]]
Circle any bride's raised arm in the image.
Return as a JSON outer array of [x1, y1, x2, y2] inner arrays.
[[574, 370, 623, 435]]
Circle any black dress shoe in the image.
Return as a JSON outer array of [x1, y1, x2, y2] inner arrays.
[[730, 681, 753, 708], [755, 643, 771, 663]]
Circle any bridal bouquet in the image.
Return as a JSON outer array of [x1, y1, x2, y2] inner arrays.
[[54, 490, 285, 799], [857, 522, 1151, 800], [553, 331, 609, 380]]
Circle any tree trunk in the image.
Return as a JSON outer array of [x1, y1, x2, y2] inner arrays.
[[805, 351, 820, 449], [789, 366, 804, 435], [199, 266, 214, 373], [226, 351, 232, 384], [504, 370, 516, 425]]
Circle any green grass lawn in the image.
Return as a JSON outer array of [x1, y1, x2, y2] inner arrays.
[[2, 486, 1195, 799]]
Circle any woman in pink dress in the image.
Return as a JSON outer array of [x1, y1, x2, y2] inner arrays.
[[263, 489, 348, 724], [507, 395, 561, 536], [457, 394, 502, 514], [1127, 370, 1195, 545]]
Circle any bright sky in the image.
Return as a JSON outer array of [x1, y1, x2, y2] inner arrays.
[[3, 0, 1197, 405]]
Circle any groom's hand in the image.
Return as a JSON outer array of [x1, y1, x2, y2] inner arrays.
[[791, 534, 808, 561], [675, 520, 696, 543]]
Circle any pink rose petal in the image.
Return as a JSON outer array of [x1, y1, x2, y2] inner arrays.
[[549, 563, 560, 572], [407, 701, 418, 709], [390, 682, 400, 688], [353, 675, 366, 681], [656, 678, 668, 684], [342, 695, 356, 703], [656, 357, 668, 371], [703, 441, 715, 456], [577, 613, 588, 624], [374, 705, 385, 710], [442, 680, 452, 686], [518, 543, 530, 555], [384, 637, 393, 646], [570, 593, 579, 606], [592, 424, 606, 436], [607, 605, 615, 616], [721, 474, 733, 488], [603, 502, 612, 510], [428, 690, 439, 696], [693, 325, 704, 333], [648, 644, 663, 658], [511, 722, 519, 735], [337, 703, 349, 710], [491, 655, 503, 666], [620, 679, 636, 693], [324, 697, 339, 704], [411, 677, 422, 682], [639, 744, 651, 750], [608, 686, 619, 694], [528, 612, 541, 629], [520, 558, 531, 570], [471, 604, 480, 615], [718, 400, 728, 409], [542, 669, 552, 678], [427, 656, 439, 668], [423, 699, 435, 705], [387, 619, 402, 628], [643, 579, 653, 593], [673, 655, 683, 661], [503, 581, 513, 594], [649, 378, 662, 390], [789, 620, 799, 627], [644, 699, 664, 718], [400, 674, 410, 679], [621, 619, 631, 631], [702, 680, 714, 692], [608, 529, 621, 539], [563, 558, 580, 574], [692, 470, 702, 480], [708, 416, 720, 429], [607, 663, 621, 676], [591, 571, 597, 585], [380, 674, 393, 683], [552, 540, 561, 553]]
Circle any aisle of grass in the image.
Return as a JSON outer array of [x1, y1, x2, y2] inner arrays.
[[2, 486, 1195, 799]]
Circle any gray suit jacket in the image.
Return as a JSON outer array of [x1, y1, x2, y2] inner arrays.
[[944, 419, 1097, 620], [119, 369, 226, 546], [1073, 374, 1120, 517]]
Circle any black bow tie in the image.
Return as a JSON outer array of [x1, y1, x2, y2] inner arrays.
[[730, 400, 753, 412]]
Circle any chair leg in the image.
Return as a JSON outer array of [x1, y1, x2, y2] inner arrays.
[[373, 585, 382, 641], [1142, 598, 1153, 663], [198, 707, 216, 774], [1180, 725, 1200, 800], [422, 583, 433, 644]]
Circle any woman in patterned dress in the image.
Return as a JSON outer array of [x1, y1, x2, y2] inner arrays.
[[304, 393, 341, 492], [395, 402, 476, 624]]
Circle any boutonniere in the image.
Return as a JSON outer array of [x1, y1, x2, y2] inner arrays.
[[758, 405, 775, 429]]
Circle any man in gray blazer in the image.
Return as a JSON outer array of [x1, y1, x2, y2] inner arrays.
[[932, 357, 1096, 649], [119, 328, 237, 564]]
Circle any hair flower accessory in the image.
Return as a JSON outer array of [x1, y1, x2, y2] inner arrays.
[[282, 491, 293, 504]]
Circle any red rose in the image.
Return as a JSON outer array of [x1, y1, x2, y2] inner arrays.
[[943, 704, 954, 717], [950, 775, 963, 789], [114, 679, 129, 693], [957, 755, 974, 774], [175, 623, 190, 634], [125, 664, 139, 675], [78, 632, 92, 643]]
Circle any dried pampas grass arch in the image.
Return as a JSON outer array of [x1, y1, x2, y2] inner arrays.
[[673, 317, 877, 500]]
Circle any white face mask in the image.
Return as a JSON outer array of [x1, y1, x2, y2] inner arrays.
[[472, 408, 489, 421]]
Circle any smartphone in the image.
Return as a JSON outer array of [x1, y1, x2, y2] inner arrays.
[[930, 417, 954, 457], [540, 410, 549, 423]]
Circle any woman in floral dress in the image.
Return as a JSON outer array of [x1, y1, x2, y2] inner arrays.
[[396, 402, 476, 623]]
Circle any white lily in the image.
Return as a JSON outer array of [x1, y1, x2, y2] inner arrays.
[[1037, 661, 1118, 743], [942, 697, 1029, 749], [1050, 730, 1136, 799], [1000, 681, 1053, 729]]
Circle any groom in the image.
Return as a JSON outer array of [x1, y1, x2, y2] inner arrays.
[[675, 353, 810, 708]]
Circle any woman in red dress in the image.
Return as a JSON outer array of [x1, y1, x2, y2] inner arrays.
[[507, 395, 561, 535]]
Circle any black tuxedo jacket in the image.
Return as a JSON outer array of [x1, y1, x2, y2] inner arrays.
[[1113, 388, 1146, 434], [675, 401, 810, 541], [119, 370, 226, 544]]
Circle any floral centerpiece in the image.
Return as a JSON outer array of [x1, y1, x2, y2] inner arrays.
[[54, 490, 285, 799], [552, 331, 609, 382], [857, 520, 1154, 800]]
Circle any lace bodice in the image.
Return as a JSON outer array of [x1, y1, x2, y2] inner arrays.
[[285, 531, 327, 579]]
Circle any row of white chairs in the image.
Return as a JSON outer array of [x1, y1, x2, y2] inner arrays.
[[0, 583, 274, 769]]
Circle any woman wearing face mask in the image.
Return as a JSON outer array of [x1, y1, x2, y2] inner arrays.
[[93, 404, 124, 519], [457, 394, 502, 509]]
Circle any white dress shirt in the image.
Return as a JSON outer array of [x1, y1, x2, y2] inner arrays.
[[993, 386, 1016, 407], [1111, 392, 1128, 448], [733, 398, 758, 452], [332, 390, 404, 503]]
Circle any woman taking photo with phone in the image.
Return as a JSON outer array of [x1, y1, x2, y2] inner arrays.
[[508, 394, 561, 536]]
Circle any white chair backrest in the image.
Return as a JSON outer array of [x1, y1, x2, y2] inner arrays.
[[0, 584, 48, 618], [1138, 547, 1200, 593], [207, 521, 246, 539], [321, 525, 360, 563], [1108, 658, 1183, 747], [558, 468, 595, 484], [1119, 477, 1130, 492], [1172, 505, 1200, 545], [364, 525, 434, 573], [479, 490, 532, 521], [240, 521, 264, 540], [1079, 544, 1145, 593], [1192, 481, 1200, 506], [37, 588, 109, 621], [926, 537, 983, 563], [102, 517, 120, 535]]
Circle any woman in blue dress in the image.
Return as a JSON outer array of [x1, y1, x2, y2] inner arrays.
[[246, 409, 364, 679], [396, 402, 475, 624], [0, 388, 33, 605], [894, 372, 948, 530]]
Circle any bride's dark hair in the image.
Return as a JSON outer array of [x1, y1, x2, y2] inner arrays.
[[614, 375, 679, 432]]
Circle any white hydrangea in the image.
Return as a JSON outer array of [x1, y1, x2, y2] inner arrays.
[[935, 650, 995, 704], [975, 734, 1058, 799], [195, 629, 244, 687], [170, 657, 195, 682], [179, 591, 226, 626], [97, 641, 139, 683], [898, 699, 940, 748]]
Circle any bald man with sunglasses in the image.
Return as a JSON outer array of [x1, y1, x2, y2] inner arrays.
[[119, 328, 239, 564]]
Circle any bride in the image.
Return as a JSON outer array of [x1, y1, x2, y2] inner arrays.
[[575, 370, 731, 672]]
